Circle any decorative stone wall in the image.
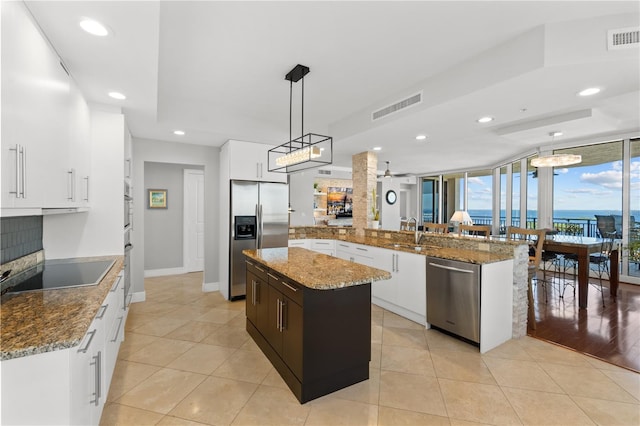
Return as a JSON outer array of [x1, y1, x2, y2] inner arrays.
[[351, 152, 377, 236], [511, 244, 530, 338]]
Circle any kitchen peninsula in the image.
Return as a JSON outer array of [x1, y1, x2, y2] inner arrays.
[[242, 247, 390, 403], [288, 226, 530, 350]]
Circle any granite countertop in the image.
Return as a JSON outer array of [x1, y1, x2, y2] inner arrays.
[[0, 256, 124, 361], [330, 235, 514, 264], [243, 247, 391, 290]]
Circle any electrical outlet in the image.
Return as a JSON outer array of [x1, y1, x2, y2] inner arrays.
[[339, 229, 346, 235], [478, 243, 490, 251], [385, 233, 391, 239]]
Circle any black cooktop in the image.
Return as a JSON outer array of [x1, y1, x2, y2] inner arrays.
[[2, 259, 115, 294]]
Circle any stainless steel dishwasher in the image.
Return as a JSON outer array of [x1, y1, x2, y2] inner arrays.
[[426, 257, 480, 344]]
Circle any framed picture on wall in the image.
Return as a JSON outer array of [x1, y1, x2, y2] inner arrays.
[[148, 189, 168, 209]]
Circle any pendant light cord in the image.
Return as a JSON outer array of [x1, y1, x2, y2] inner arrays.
[[301, 76, 304, 138], [289, 80, 293, 143]]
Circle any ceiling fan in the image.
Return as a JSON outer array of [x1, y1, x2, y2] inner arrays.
[[377, 161, 411, 178], [529, 170, 559, 178]]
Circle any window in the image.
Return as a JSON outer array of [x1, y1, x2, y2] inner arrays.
[[552, 141, 623, 237]]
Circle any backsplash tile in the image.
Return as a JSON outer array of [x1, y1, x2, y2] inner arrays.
[[1, 216, 43, 264]]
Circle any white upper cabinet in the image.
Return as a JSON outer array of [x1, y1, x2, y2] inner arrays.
[[1, 2, 91, 213], [223, 140, 287, 183]]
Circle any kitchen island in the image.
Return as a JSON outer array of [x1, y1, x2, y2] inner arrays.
[[242, 247, 391, 403]]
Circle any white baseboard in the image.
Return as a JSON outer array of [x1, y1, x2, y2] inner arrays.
[[202, 281, 219, 292], [130, 291, 146, 303], [144, 267, 187, 278], [372, 297, 426, 326]]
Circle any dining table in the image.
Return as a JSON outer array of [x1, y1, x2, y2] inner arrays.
[[542, 234, 619, 309]]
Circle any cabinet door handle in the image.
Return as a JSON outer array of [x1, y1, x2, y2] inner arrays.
[[111, 317, 124, 342], [339, 244, 349, 248], [281, 281, 298, 292], [246, 261, 254, 267], [267, 272, 279, 281], [9, 145, 19, 196], [280, 299, 286, 331], [276, 298, 281, 330], [20, 146, 26, 198], [95, 304, 108, 319], [395, 254, 400, 273], [77, 329, 97, 353], [256, 266, 265, 273], [251, 280, 256, 306], [84, 176, 90, 201], [110, 274, 123, 292], [356, 247, 368, 252], [90, 351, 102, 405], [256, 281, 260, 304], [67, 169, 76, 201]]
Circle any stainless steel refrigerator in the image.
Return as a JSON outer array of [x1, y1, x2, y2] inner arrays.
[[229, 180, 289, 299]]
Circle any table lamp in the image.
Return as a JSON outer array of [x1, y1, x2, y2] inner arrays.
[[450, 210, 472, 232]]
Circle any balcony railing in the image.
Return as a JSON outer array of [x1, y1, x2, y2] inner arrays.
[[467, 216, 601, 237]]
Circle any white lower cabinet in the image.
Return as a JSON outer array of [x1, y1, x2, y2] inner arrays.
[[288, 239, 309, 249], [309, 239, 335, 256], [1, 279, 125, 425], [71, 315, 106, 425], [370, 247, 426, 325]]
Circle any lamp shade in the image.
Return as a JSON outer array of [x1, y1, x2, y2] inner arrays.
[[450, 210, 472, 224]]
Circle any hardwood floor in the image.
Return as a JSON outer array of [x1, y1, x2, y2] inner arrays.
[[528, 271, 640, 373]]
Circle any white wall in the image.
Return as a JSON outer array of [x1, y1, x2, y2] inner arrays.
[[132, 138, 220, 296], [43, 108, 125, 258]]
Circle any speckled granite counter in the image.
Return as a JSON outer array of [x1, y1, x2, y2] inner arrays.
[[1, 256, 124, 361], [243, 247, 391, 289], [289, 227, 516, 264]]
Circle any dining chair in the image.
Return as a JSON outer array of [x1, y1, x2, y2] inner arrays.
[[595, 215, 616, 239], [588, 231, 615, 307], [424, 223, 449, 234], [506, 226, 547, 330], [458, 224, 491, 239]]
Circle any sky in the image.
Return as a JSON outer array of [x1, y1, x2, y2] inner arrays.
[[465, 158, 640, 213]]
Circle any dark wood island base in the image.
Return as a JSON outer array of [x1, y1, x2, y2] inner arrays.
[[243, 248, 390, 404]]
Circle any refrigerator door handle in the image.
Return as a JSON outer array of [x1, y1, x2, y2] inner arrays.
[[255, 204, 260, 249], [258, 204, 264, 249]]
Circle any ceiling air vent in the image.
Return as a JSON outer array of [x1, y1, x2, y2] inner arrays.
[[372, 91, 422, 121], [607, 27, 639, 50], [318, 169, 332, 175]]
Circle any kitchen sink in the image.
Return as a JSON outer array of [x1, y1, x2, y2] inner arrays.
[[385, 243, 437, 252]]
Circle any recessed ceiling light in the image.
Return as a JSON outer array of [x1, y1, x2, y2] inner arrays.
[[578, 87, 601, 96], [477, 116, 494, 123], [79, 19, 109, 36], [373, 147, 382, 151], [549, 131, 563, 137], [415, 135, 427, 140], [173, 130, 185, 136], [108, 92, 126, 100]]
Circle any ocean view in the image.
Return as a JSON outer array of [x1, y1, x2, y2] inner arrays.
[[466, 209, 640, 220]]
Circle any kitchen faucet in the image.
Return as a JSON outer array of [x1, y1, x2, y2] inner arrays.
[[406, 217, 423, 244]]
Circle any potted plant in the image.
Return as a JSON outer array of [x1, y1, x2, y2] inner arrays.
[[370, 188, 380, 228]]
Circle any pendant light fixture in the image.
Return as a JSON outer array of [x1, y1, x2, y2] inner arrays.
[[383, 161, 392, 178], [268, 64, 332, 173], [531, 131, 582, 168]]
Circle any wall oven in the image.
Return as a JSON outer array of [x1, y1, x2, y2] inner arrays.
[[124, 180, 133, 307]]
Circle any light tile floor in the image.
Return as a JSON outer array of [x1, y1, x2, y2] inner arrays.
[[101, 272, 640, 425]]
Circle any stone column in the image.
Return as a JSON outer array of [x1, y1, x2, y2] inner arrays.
[[352, 151, 377, 236]]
